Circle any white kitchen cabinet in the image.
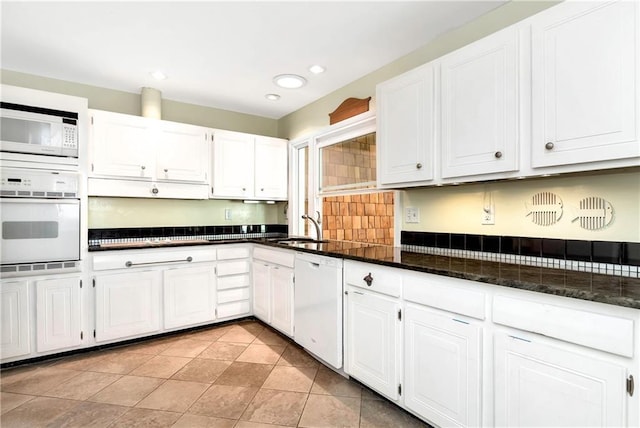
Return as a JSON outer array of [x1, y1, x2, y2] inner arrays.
[[252, 261, 271, 323], [377, 62, 435, 186], [345, 287, 401, 401], [89, 109, 209, 198], [212, 130, 288, 200], [404, 303, 482, 427], [94, 270, 162, 342], [35, 277, 82, 353], [90, 109, 154, 179], [252, 246, 295, 336], [494, 332, 627, 427], [254, 136, 288, 199], [164, 265, 215, 329], [269, 265, 294, 336], [531, 0, 640, 168], [440, 25, 520, 178], [212, 130, 254, 198], [0, 280, 30, 360], [216, 245, 252, 319]]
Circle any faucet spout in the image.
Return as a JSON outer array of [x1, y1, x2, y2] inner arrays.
[[301, 214, 322, 241]]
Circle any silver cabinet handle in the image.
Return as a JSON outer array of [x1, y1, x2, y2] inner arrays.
[[151, 187, 159, 195], [545, 142, 554, 150], [416, 163, 422, 169], [125, 256, 193, 268], [494, 151, 502, 159]]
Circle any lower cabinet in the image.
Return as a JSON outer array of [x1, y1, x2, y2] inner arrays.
[[164, 265, 216, 329], [252, 247, 295, 336], [345, 287, 402, 401], [0, 280, 31, 360], [216, 245, 251, 319], [404, 303, 482, 427], [494, 332, 627, 427], [35, 277, 82, 353], [94, 270, 162, 342]]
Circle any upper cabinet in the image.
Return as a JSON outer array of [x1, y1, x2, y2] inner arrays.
[[530, 0, 639, 168], [212, 130, 288, 200], [155, 120, 209, 183], [440, 26, 519, 178], [377, 62, 435, 185]]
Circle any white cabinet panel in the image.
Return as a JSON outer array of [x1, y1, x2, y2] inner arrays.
[[404, 304, 482, 427], [90, 110, 153, 179], [377, 63, 435, 185], [95, 270, 161, 342], [35, 277, 81, 353], [441, 26, 519, 178], [163, 265, 215, 329], [156, 121, 208, 183], [252, 261, 271, 323], [494, 333, 626, 427], [217, 300, 251, 319], [270, 265, 294, 336], [0, 280, 30, 359], [345, 288, 401, 401], [212, 130, 255, 198], [531, 0, 639, 167], [255, 136, 288, 199]]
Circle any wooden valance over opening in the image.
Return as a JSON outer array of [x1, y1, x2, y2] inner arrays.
[[329, 97, 372, 125]]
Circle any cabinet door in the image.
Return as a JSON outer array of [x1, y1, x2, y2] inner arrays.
[[95, 271, 161, 342], [345, 288, 401, 401], [212, 130, 254, 198], [494, 333, 626, 427], [90, 110, 154, 179], [441, 27, 519, 178], [252, 262, 271, 323], [164, 265, 215, 329], [404, 304, 481, 427], [377, 63, 435, 185], [35, 277, 81, 353], [270, 266, 293, 336], [531, 1, 639, 168], [254, 136, 288, 200], [0, 280, 30, 359], [156, 121, 209, 183]]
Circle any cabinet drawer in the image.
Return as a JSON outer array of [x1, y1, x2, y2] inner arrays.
[[217, 274, 250, 290], [493, 295, 634, 357], [217, 260, 249, 277], [217, 300, 251, 319], [344, 260, 402, 297], [218, 288, 250, 304], [93, 248, 215, 271], [404, 272, 485, 320], [217, 246, 250, 260], [253, 246, 295, 268]]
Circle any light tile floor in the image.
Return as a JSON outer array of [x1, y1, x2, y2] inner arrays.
[[0, 320, 431, 427]]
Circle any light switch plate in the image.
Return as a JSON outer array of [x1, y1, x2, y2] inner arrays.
[[225, 208, 232, 220], [405, 207, 420, 224]]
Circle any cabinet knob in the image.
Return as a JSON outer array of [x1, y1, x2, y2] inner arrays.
[[363, 273, 373, 286], [151, 187, 159, 195], [416, 163, 422, 169], [545, 142, 554, 150], [242, 187, 246, 192], [164, 168, 168, 173], [141, 165, 146, 170], [494, 151, 502, 159], [261, 188, 264, 192]]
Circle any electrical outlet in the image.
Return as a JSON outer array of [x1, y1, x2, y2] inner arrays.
[[224, 208, 232, 220], [405, 207, 420, 224], [482, 210, 495, 225]]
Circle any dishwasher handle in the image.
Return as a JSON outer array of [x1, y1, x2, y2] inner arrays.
[[125, 256, 193, 268]]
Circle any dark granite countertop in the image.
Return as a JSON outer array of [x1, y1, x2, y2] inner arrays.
[[89, 238, 640, 309]]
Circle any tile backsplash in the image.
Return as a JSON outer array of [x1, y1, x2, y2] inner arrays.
[[323, 192, 394, 245]]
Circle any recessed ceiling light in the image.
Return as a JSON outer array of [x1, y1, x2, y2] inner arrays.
[[150, 70, 167, 80], [273, 74, 307, 89], [265, 93, 281, 101], [309, 65, 326, 74]]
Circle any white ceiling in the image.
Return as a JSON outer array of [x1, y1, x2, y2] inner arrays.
[[1, 1, 505, 119]]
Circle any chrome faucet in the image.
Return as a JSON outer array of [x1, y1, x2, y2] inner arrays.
[[301, 213, 322, 241]]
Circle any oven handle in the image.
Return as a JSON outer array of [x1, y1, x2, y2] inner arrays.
[[125, 256, 193, 268], [0, 197, 79, 204]]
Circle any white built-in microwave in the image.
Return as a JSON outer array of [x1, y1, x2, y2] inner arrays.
[[0, 102, 78, 158]]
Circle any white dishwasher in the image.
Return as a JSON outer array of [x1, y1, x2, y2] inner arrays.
[[294, 252, 344, 369]]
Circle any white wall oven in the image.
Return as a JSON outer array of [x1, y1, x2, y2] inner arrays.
[[1, 167, 80, 276]]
